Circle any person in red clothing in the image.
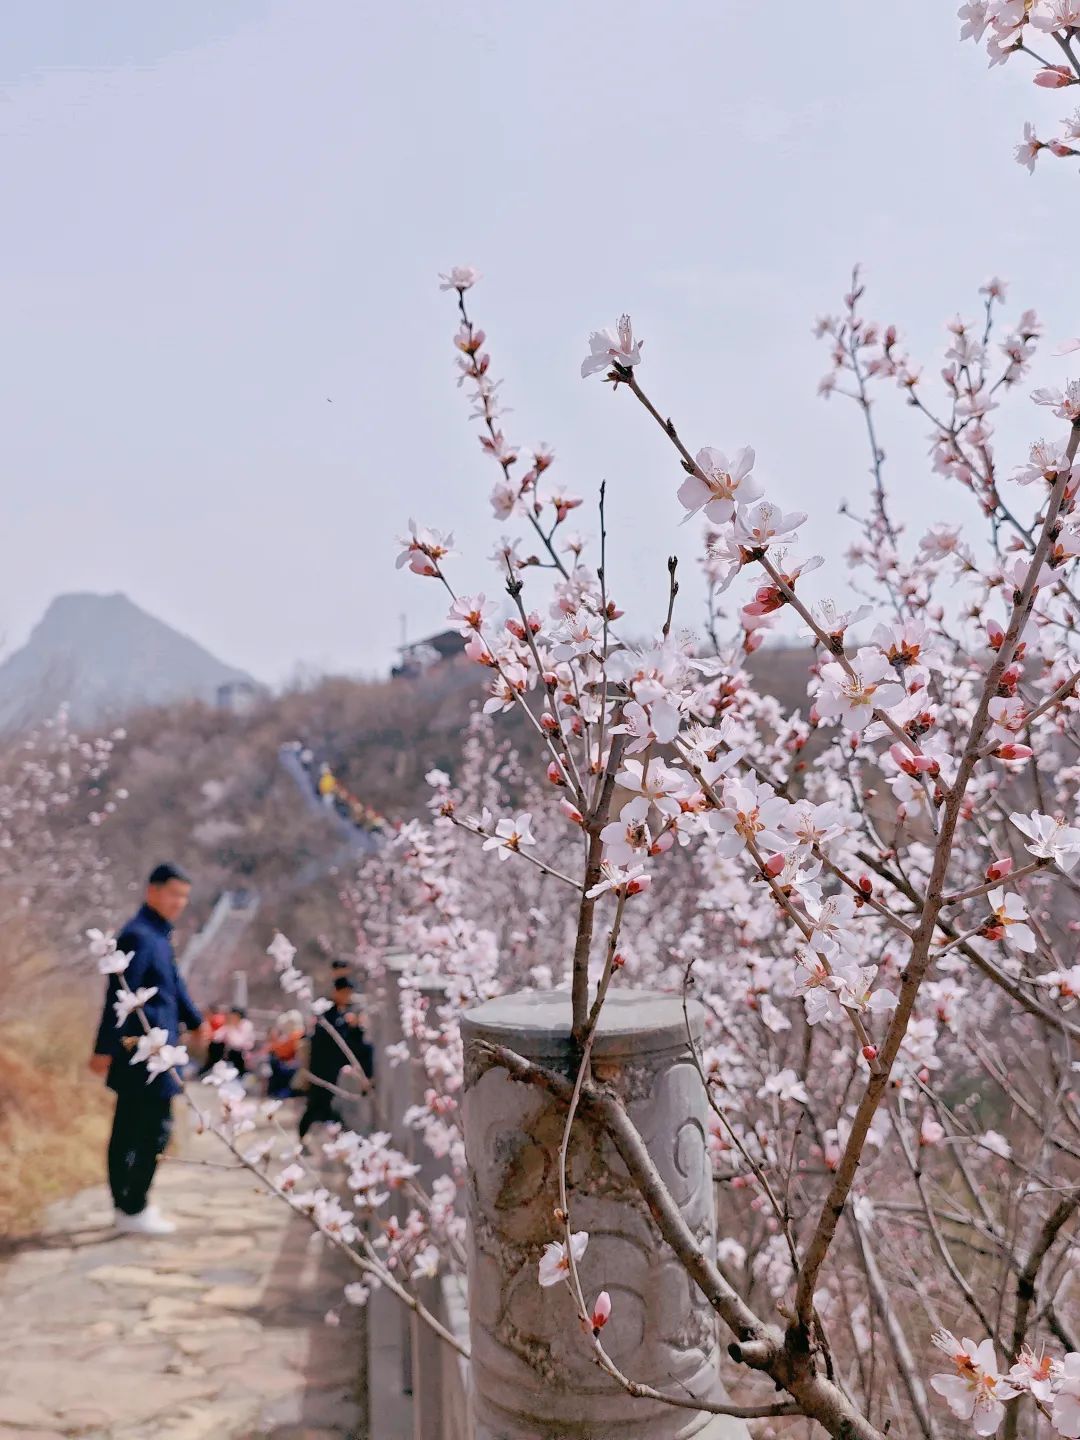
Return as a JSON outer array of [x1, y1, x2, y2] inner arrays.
[[267, 1009, 304, 1098], [200, 1005, 228, 1074]]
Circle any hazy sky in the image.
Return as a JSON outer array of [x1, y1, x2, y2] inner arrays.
[[3, 2, 1076, 685]]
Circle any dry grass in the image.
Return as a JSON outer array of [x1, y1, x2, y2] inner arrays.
[[0, 1003, 111, 1239]]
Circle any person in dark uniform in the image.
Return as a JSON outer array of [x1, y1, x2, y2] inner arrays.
[[90, 863, 205, 1235], [298, 976, 373, 1142]]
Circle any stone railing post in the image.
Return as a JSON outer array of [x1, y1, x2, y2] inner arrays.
[[461, 989, 749, 1440], [408, 978, 455, 1440], [371, 950, 414, 1398]]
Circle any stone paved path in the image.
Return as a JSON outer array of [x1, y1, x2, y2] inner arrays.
[[0, 1105, 364, 1440]]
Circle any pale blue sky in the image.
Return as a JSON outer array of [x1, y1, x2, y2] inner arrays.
[[2, 1, 1076, 684]]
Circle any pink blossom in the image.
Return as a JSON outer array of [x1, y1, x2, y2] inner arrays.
[[438, 265, 480, 292], [1009, 810, 1080, 871], [267, 932, 297, 968], [600, 796, 653, 866], [581, 315, 642, 378], [816, 649, 906, 732], [482, 813, 536, 860], [958, 1, 991, 41], [1015, 121, 1043, 172], [538, 1230, 589, 1287], [132, 1029, 188, 1082], [113, 986, 158, 1025], [710, 779, 792, 858], [1052, 1352, 1080, 1438], [977, 1130, 1012, 1160], [1008, 1346, 1055, 1404], [757, 1068, 809, 1105], [1030, 0, 1080, 30], [1012, 439, 1077, 487], [96, 945, 132, 976], [734, 500, 807, 549], [930, 1331, 1019, 1435], [585, 861, 652, 899], [1031, 378, 1080, 422], [448, 594, 497, 637], [396, 521, 456, 576], [677, 447, 761, 525], [920, 1115, 945, 1146]]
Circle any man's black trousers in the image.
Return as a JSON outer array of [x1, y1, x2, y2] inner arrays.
[[298, 1085, 343, 1139], [107, 1087, 173, 1216]]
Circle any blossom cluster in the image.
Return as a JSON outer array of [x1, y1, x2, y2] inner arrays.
[[372, 244, 1080, 1436], [957, 2, 1080, 167]]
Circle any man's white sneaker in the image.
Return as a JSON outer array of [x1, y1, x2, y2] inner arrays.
[[115, 1205, 176, 1236]]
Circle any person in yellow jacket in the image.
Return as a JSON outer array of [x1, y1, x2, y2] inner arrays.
[[317, 765, 337, 805]]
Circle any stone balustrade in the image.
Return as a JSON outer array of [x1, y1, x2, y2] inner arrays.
[[361, 959, 744, 1440]]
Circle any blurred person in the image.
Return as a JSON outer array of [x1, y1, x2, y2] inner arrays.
[[222, 1007, 255, 1077], [267, 1010, 304, 1098], [90, 862, 206, 1236], [298, 976, 373, 1143], [317, 764, 337, 806], [199, 1003, 228, 1074]]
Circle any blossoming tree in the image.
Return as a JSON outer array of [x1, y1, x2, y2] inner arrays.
[[371, 7, 1080, 1434], [94, 7, 1080, 1438], [1, 709, 123, 1001]]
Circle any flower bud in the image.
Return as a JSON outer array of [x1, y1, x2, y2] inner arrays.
[[590, 1291, 612, 1335], [559, 798, 584, 827], [1035, 65, 1074, 88], [994, 743, 1032, 761], [862, 1045, 878, 1063], [1000, 663, 1022, 690], [986, 856, 1013, 882]]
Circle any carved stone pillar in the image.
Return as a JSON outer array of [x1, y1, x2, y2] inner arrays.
[[461, 990, 747, 1440], [410, 977, 454, 1440], [372, 950, 413, 1397]]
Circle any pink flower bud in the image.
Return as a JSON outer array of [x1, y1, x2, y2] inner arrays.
[[987, 619, 1005, 649], [559, 798, 584, 827], [986, 856, 1013, 882], [1035, 66, 1074, 88], [590, 1291, 612, 1334], [763, 852, 786, 877], [995, 742, 1032, 761], [546, 760, 566, 786], [743, 628, 765, 655], [862, 1045, 878, 1063]]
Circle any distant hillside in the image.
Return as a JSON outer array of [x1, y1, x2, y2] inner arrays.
[[0, 592, 254, 732]]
